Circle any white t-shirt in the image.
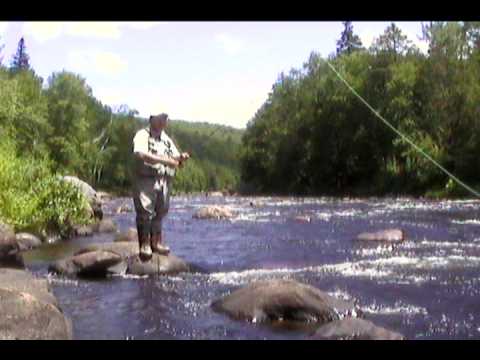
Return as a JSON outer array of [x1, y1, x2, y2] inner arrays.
[[133, 128, 180, 158], [133, 128, 181, 177]]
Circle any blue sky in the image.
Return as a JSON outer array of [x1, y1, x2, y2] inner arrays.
[[0, 21, 428, 128]]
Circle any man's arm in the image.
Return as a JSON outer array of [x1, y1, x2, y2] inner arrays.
[[134, 151, 179, 168]]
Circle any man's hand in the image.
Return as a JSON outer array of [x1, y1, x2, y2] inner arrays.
[[178, 152, 191, 168], [180, 152, 191, 161]]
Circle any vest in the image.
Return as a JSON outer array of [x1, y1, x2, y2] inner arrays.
[[134, 128, 177, 178]]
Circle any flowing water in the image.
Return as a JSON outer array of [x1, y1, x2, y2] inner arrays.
[[22, 196, 480, 339]]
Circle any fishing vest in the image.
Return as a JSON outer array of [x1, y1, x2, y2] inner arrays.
[[133, 127, 178, 178]]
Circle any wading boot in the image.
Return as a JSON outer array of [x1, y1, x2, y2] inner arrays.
[[151, 232, 170, 256], [138, 228, 152, 262]]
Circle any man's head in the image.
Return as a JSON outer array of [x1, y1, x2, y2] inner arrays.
[[149, 113, 169, 132]]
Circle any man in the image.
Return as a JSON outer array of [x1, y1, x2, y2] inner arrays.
[[132, 113, 190, 261]]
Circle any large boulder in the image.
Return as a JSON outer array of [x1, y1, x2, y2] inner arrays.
[[193, 206, 234, 220], [310, 318, 405, 340], [0, 268, 72, 340], [126, 253, 190, 276], [211, 280, 359, 324], [61, 176, 103, 220], [75, 242, 139, 259], [356, 229, 405, 243], [49, 250, 123, 277], [15, 233, 42, 251], [114, 228, 138, 243]]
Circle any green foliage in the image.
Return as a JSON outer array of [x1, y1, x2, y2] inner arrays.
[[0, 138, 91, 237], [241, 21, 480, 198]]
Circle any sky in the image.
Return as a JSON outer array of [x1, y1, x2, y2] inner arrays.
[[0, 21, 428, 129]]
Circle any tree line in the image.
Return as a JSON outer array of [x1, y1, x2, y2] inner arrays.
[[0, 36, 242, 234], [240, 22, 480, 198]]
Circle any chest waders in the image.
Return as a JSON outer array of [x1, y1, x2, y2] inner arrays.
[[133, 128, 175, 261]]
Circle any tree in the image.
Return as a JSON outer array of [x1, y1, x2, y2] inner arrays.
[[336, 21, 363, 56], [371, 23, 416, 59], [10, 37, 30, 72]]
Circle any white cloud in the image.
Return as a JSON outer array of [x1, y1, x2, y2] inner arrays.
[[23, 22, 64, 43], [122, 22, 166, 30], [0, 22, 9, 35], [67, 50, 127, 77], [403, 29, 429, 54], [22, 21, 165, 43], [215, 33, 244, 55], [65, 22, 122, 39]]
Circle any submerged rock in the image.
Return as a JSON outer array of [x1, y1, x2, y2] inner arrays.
[[211, 279, 359, 324], [193, 206, 234, 220], [0, 223, 23, 268], [293, 215, 311, 223], [73, 224, 94, 237], [94, 218, 117, 233], [0, 268, 72, 340], [0, 222, 18, 258], [356, 229, 405, 243], [114, 228, 138, 243], [310, 317, 405, 340], [126, 253, 190, 276], [116, 204, 133, 214]]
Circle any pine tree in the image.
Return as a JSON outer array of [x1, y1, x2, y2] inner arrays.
[[336, 21, 363, 56], [10, 37, 30, 71]]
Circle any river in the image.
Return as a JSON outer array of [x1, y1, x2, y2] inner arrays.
[[22, 196, 480, 339]]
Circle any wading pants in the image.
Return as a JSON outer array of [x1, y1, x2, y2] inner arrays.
[[133, 176, 170, 238]]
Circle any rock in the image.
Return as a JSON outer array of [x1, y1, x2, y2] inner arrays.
[[75, 242, 138, 259], [71, 242, 191, 277], [310, 318, 405, 340], [0, 222, 18, 258], [61, 176, 103, 220], [49, 250, 123, 277], [96, 191, 114, 203], [42, 232, 62, 244], [0, 253, 25, 269], [193, 206, 234, 220], [15, 233, 42, 251], [114, 228, 138, 243], [211, 279, 359, 324], [208, 191, 224, 197], [0, 222, 23, 268], [126, 253, 190, 276], [249, 201, 264, 208], [73, 224, 94, 237], [0, 268, 57, 306], [0, 268, 73, 339], [94, 218, 117, 233], [116, 204, 133, 214], [293, 215, 311, 223], [357, 229, 405, 243]]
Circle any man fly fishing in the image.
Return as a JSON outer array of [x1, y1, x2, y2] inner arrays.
[[132, 113, 190, 261]]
